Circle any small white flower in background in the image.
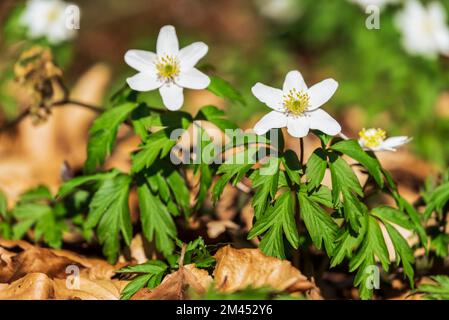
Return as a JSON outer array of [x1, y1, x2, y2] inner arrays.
[[252, 70, 341, 138], [124, 25, 210, 111], [254, 0, 302, 24], [20, 0, 77, 44], [358, 128, 411, 151], [349, 0, 398, 10], [395, 0, 449, 58]]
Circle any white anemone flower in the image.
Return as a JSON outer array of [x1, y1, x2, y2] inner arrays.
[[252, 70, 341, 138], [395, 0, 449, 58], [124, 25, 210, 111], [358, 128, 411, 152], [349, 0, 398, 10], [20, 0, 77, 44]]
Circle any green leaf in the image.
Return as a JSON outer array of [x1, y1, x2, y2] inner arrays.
[[298, 191, 338, 255], [131, 129, 176, 173], [19, 186, 52, 203], [57, 170, 119, 198], [166, 169, 191, 215], [329, 156, 363, 204], [383, 223, 414, 286], [424, 182, 449, 219], [195, 105, 238, 131], [308, 185, 333, 208], [248, 192, 299, 259], [117, 260, 168, 274], [12, 203, 65, 248], [282, 150, 302, 185], [86, 174, 132, 263], [342, 190, 367, 232], [305, 148, 327, 189], [250, 159, 280, 219], [331, 139, 383, 187], [329, 155, 364, 231], [212, 162, 253, 202], [137, 182, 177, 256], [330, 226, 364, 267], [207, 76, 246, 105], [85, 102, 137, 173], [417, 276, 449, 300], [117, 260, 168, 300], [371, 206, 414, 230], [349, 216, 390, 300]]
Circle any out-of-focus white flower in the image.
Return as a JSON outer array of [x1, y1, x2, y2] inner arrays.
[[252, 70, 341, 138], [20, 0, 77, 44], [395, 0, 449, 58], [358, 128, 411, 151], [124, 25, 210, 111], [254, 0, 302, 24], [349, 0, 398, 10]]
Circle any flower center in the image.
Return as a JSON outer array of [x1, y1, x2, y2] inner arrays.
[[47, 8, 60, 22], [155, 55, 180, 81], [358, 128, 386, 148], [283, 89, 309, 116]]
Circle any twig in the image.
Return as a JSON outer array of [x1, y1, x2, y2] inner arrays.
[[299, 137, 304, 166], [178, 243, 187, 269]]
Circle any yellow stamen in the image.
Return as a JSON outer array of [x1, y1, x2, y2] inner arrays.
[[47, 9, 59, 22], [155, 55, 180, 81], [358, 128, 386, 148], [283, 88, 309, 116]]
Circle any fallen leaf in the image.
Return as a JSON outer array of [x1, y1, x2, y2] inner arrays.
[[131, 264, 213, 300], [53, 277, 128, 300], [0, 273, 54, 300], [213, 246, 318, 295]]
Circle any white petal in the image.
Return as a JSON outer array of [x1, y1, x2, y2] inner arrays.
[[125, 50, 157, 73], [253, 111, 287, 135], [126, 73, 161, 92], [286, 116, 311, 138], [307, 79, 338, 110], [251, 83, 284, 111], [159, 84, 184, 110], [157, 25, 179, 56], [308, 109, 341, 136], [179, 42, 208, 70], [283, 70, 307, 93], [381, 136, 411, 150], [177, 68, 210, 89]]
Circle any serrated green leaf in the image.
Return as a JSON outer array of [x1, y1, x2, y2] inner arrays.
[[85, 102, 137, 173], [282, 150, 302, 185], [329, 155, 363, 205], [212, 163, 253, 202], [57, 170, 119, 198], [306, 148, 327, 189], [137, 182, 177, 256], [331, 139, 383, 187], [350, 216, 390, 300], [248, 192, 299, 259], [250, 159, 280, 219], [131, 129, 176, 173], [298, 191, 338, 255], [417, 276, 449, 300], [86, 174, 132, 263], [308, 185, 333, 208], [207, 76, 245, 106], [195, 105, 238, 132], [383, 223, 414, 286]]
